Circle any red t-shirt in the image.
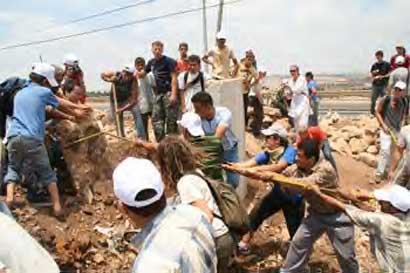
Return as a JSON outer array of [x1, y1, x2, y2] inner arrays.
[[390, 54, 410, 70], [176, 59, 190, 73], [296, 126, 327, 146]]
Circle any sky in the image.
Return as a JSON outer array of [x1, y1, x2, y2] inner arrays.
[[0, 0, 409, 91]]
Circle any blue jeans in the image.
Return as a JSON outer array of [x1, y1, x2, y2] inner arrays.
[[223, 144, 240, 188], [111, 102, 146, 138]]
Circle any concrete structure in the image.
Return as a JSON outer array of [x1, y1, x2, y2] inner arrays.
[[207, 78, 247, 198]]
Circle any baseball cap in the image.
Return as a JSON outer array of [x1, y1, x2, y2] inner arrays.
[[113, 157, 164, 208], [177, 112, 205, 137], [374, 185, 410, 212], [216, 31, 227, 40], [123, 64, 135, 74], [32, 63, 59, 88], [394, 81, 406, 91], [63, 54, 79, 66], [395, 55, 405, 65], [261, 122, 288, 138]]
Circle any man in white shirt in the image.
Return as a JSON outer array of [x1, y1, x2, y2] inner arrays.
[[283, 65, 311, 133], [202, 32, 239, 80], [178, 55, 206, 112]]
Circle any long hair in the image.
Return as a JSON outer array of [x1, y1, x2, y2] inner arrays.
[[157, 135, 204, 190]]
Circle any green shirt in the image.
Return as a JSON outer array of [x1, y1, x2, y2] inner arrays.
[[190, 136, 224, 181]]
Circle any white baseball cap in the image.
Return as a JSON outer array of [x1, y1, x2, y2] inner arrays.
[[395, 55, 405, 65], [396, 42, 405, 49], [261, 122, 288, 138], [63, 54, 79, 66], [394, 81, 406, 91], [113, 157, 164, 208], [374, 185, 410, 212], [123, 64, 135, 74], [216, 31, 227, 40], [32, 63, 59, 87], [177, 112, 205, 137]]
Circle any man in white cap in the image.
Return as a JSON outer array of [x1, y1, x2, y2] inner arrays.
[[388, 55, 409, 94], [202, 31, 239, 80], [390, 43, 410, 70], [374, 81, 408, 183], [230, 122, 304, 253], [62, 54, 86, 103], [309, 184, 410, 273], [113, 157, 217, 273], [101, 65, 146, 139], [4, 63, 89, 217]]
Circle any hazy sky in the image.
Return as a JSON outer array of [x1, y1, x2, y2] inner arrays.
[[1, 0, 409, 90]]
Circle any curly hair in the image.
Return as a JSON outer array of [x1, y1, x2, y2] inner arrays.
[[157, 135, 204, 190]]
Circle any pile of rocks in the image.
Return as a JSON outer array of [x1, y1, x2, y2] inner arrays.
[[320, 112, 379, 168]]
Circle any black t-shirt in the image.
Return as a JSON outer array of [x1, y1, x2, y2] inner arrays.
[[145, 55, 177, 94], [370, 61, 391, 86]]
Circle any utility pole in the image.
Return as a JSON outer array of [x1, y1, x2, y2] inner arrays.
[[202, 0, 209, 72], [216, 0, 224, 33]]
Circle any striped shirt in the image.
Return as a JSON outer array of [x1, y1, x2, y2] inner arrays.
[[131, 204, 217, 273], [392, 153, 410, 190], [345, 205, 410, 273]]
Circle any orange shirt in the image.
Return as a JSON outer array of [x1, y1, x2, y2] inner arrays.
[[176, 59, 190, 73]]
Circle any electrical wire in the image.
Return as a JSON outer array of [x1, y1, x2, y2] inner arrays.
[[0, 0, 242, 51]]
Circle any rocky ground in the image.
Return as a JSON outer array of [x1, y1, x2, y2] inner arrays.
[[1, 109, 384, 273]]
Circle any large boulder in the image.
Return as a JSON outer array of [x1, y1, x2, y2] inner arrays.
[[349, 138, 368, 154], [331, 138, 351, 156], [341, 125, 363, 139], [357, 152, 377, 168], [367, 145, 379, 155]]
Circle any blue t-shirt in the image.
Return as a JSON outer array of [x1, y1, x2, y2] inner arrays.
[[254, 145, 302, 203], [8, 82, 59, 141], [255, 145, 297, 165], [307, 80, 319, 103]]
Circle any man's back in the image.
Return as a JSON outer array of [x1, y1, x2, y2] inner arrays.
[[389, 67, 409, 87], [8, 83, 59, 141], [132, 204, 217, 273], [191, 135, 224, 180]]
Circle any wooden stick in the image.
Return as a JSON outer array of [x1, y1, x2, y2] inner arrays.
[[103, 132, 134, 143], [111, 84, 122, 137], [64, 132, 105, 148]]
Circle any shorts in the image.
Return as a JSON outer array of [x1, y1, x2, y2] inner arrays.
[[4, 135, 57, 186]]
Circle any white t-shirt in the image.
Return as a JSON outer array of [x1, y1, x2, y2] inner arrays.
[[178, 71, 204, 112], [177, 173, 229, 238]]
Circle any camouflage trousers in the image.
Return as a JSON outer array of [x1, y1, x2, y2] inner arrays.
[[152, 93, 180, 141]]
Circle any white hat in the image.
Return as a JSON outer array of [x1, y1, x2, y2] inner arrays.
[[216, 31, 227, 40], [32, 63, 59, 87], [113, 157, 164, 208], [374, 185, 410, 212], [261, 122, 288, 138], [396, 42, 405, 48], [177, 112, 205, 137], [395, 55, 405, 65], [394, 81, 407, 91], [123, 64, 135, 74], [63, 54, 79, 66]]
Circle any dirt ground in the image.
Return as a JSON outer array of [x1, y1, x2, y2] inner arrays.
[[1, 117, 382, 273]]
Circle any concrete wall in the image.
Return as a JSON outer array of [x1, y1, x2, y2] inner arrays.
[[207, 78, 247, 199]]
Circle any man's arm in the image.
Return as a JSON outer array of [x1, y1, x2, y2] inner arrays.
[[134, 138, 158, 153], [117, 80, 139, 112], [250, 160, 288, 173], [46, 108, 75, 122], [215, 124, 228, 139], [231, 158, 258, 169], [375, 97, 388, 133], [231, 57, 239, 77], [101, 71, 117, 82], [170, 71, 178, 105], [56, 97, 91, 119]]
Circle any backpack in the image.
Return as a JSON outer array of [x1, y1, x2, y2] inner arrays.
[[183, 71, 205, 92], [0, 77, 27, 138], [189, 171, 250, 236]]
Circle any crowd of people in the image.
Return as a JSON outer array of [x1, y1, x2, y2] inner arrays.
[[0, 34, 410, 273]]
